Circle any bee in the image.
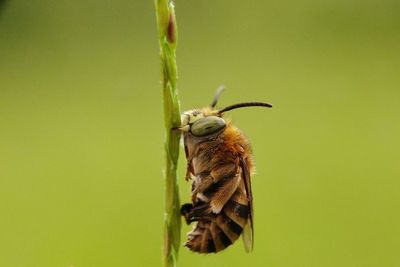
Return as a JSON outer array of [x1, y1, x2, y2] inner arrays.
[[176, 88, 272, 253]]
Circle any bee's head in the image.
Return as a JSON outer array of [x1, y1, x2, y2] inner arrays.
[[179, 108, 225, 137], [176, 86, 272, 137]]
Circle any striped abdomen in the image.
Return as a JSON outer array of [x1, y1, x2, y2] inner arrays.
[[185, 177, 250, 253]]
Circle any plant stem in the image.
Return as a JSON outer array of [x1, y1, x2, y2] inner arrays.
[[154, 0, 181, 266]]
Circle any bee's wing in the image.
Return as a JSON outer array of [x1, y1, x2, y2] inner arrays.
[[242, 219, 253, 253], [240, 158, 254, 252]]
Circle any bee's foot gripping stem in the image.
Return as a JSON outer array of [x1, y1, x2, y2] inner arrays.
[[180, 203, 194, 225]]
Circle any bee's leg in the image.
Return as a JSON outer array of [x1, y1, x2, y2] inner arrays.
[[192, 173, 213, 193], [180, 202, 211, 224], [185, 155, 196, 181], [187, 203, 210, 223], [180, 203, 194, 225], [184, 162, 192, 181]]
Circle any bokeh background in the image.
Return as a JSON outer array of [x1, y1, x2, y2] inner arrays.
[[1, 0, 400, 266]]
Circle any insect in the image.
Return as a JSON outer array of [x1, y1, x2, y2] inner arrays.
[[176, 88, 272, 253]]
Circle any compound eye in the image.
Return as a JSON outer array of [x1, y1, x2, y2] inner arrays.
[[190, 116, 226, 137]]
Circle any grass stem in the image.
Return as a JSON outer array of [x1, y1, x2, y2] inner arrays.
[[154, 0, 181, 266]]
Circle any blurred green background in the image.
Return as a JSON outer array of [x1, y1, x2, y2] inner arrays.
[[1, 0, 399, 266]]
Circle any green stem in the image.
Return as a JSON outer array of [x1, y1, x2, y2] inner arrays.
[[155, 0, 181, 266]]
